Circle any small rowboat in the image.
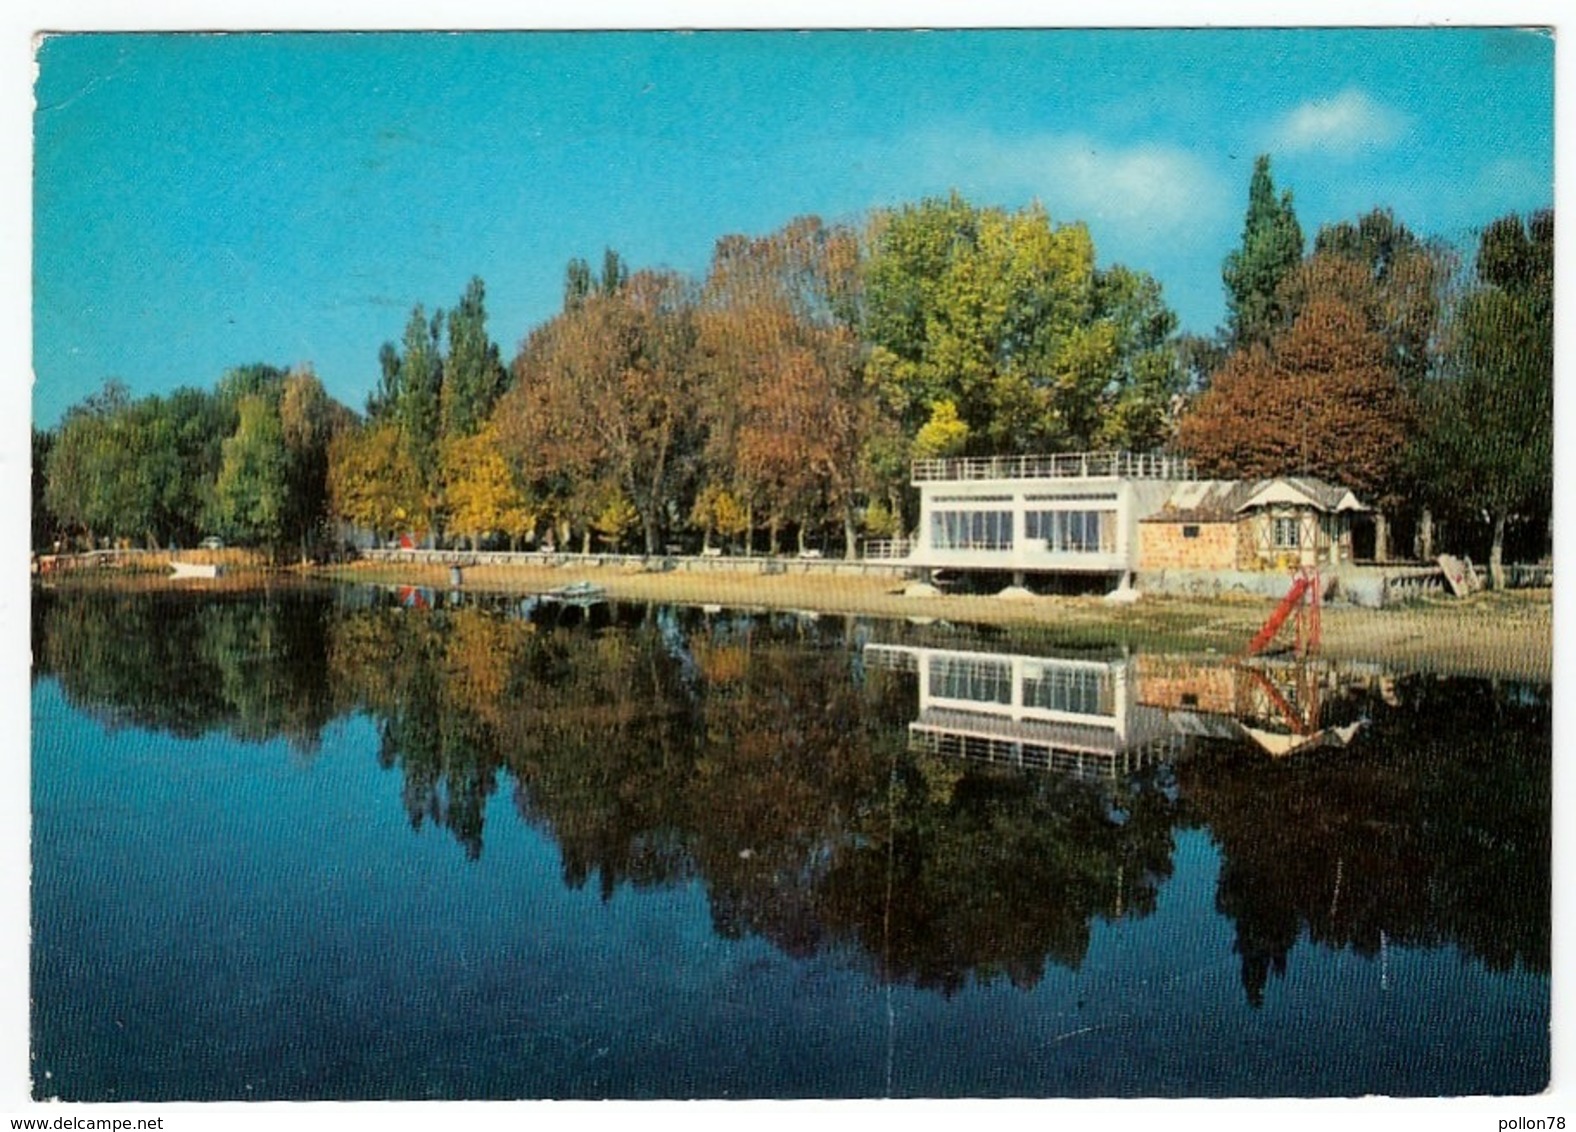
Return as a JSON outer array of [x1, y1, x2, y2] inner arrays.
[[542, 581, 607, 605]]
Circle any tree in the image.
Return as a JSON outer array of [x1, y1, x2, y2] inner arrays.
[[1177, 295, 1410, 507], [1222, 155, 1304, 349], [1307, 208, 1452, 390], [33, 426, 56, 550], [440, 276, 508, 440], [563, 257, 594, 312], [279, 369, 349, 561], [862, 193, 1184, 465], [378, 305, 446, 532], [912, 399, 969, 459], [1411, 211, 1552, 587], [441, 425, 534, 550], [699, 216, 872, 557], [328, 421, 428, 545], [498, 269, 700, 555], [212, 394, 290, 553], [690, 483, 749, 553]]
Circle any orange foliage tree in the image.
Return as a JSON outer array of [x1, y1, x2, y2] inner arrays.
[[1177, 296, 1410, 513]]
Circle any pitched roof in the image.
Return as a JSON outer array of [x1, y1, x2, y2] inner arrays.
[[1238, 477, 1368, 514], [1141, 476, 1368, 522]]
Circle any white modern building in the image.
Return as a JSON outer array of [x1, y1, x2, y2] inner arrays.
[[908, 451, 1195, 581]]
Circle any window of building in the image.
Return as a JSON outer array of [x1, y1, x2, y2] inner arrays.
[[1022, 665, 1111, 716], [929, 656, 1013, 705], [931, 510, 1014, 551], [1182, 525, 1200, 539], [1024, 509, 1117, 553], [1271, 515, 1302, 549]]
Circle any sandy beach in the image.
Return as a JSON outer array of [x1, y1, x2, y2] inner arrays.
[[313, 560, 1553, 682]]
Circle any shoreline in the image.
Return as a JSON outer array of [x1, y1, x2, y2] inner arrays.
[[34, 560, 1552, 682], [316, 560, 1551, 682]]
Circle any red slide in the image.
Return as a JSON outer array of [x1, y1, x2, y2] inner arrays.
[[1245, 574, 1313, 656]]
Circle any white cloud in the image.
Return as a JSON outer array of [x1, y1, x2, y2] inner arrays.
[[912, 130, 1232, 240], [1272, 89, 1408, 156]]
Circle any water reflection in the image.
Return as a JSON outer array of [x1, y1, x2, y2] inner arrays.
[[32, 584, 1550, 1008]]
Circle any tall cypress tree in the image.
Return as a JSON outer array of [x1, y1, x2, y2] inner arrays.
[[441, 276, 508, 439], [1222, 155, 1304, 349]]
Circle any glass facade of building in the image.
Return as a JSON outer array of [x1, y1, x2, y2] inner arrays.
[[1024, 509, 1118, 553]]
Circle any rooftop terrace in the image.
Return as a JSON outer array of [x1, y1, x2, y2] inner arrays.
[[911, 450, 1197, 483]]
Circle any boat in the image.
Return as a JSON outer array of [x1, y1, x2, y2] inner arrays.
[[542, 581, 608, 605], [170, 561, 223, 580]]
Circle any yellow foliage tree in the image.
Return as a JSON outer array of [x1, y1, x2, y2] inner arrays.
[[441, 425, 534, 550], [327, 421, 427, 544], [589, 486, 640, 550], [690, 482, 750, 552]]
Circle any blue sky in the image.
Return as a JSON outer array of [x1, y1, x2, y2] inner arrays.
[[31, 27, 1554, 426]]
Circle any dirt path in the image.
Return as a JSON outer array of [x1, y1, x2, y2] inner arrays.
[[322, 561, 1552, 681]]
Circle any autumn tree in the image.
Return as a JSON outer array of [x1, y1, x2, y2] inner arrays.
[[1411, 211, 1553, 587], [498, 268, 700, 555], [1306, 209, 1451, 390], [698, 216, 871, 557], [327, 420, 428, 545], [1222, 155, 1304, 350], [1177, 296, 1410, 509], [440, 424, 534, 550]]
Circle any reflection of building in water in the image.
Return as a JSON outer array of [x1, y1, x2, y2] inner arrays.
[[864, 644, 1180, 781], [866, 643, 1380, 775], [1134, 654, 1370, 757]]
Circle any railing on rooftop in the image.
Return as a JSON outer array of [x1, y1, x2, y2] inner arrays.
[[911, 450, 1197, 483]]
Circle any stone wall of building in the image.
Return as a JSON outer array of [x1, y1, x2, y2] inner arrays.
[[1137, 521, 1238, 571]]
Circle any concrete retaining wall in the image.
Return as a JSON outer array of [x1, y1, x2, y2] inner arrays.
[[361, 548, 915, 579]]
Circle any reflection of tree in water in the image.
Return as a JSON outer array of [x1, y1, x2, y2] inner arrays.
[[491, 610, 1181, 992], [1179, 675, 1550, 1006], [814, 754, 1179, 994], [34, 586, 337, 752], [328, 600, 540, 859], [36, 587, 1550, 1004]]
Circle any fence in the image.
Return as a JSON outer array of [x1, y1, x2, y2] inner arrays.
[[911, 450, 1196, 483]]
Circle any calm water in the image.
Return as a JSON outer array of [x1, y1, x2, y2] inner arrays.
[[30, 585, 1550, 1099]]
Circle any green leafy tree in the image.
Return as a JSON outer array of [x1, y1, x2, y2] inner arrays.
[[279, 369, 350, 561], [563, 257, 594, 312], [1412, 211, 1553, 586], [440, 276, 509, 440], [863, 193, 1183, 463], [381, 305, 447, 533], [212, 394, 290, 553], [1222, 155, 1304, 349]]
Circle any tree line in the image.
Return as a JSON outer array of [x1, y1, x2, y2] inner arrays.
[[34, 167, 1553, 581]]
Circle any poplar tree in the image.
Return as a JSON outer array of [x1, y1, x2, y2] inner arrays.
[[1222, 155, 1304, 349]]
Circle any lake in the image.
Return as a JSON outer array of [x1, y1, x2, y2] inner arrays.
[[30, 584, 1550, 1100]]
